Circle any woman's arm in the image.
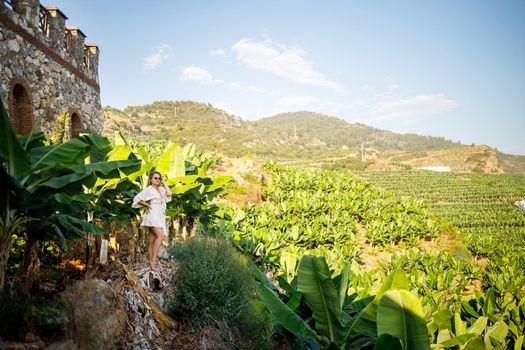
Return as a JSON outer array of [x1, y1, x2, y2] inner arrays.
[[132, 186, 156, 209], [162, 179, 172, 196], [137, 199, 152, 211]]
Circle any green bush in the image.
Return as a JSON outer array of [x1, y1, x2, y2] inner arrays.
[[31, 299, 70, 338], [0, 292, 69, 340], [167, 237, 271, 349]]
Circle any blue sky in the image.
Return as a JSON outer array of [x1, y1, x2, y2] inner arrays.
[[50, 1, 525, 155]]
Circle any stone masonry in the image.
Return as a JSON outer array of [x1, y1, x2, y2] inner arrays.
[[0, 0, 102, 138]]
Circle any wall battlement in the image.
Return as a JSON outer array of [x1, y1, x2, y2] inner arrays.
[[0, 0, 103, 137]]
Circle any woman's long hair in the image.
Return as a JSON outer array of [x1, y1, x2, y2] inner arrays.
[[148, 171, 162, 186]]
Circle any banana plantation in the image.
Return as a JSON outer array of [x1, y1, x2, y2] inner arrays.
[[1, 91, 525, 349], [229, 165, 525, 349]]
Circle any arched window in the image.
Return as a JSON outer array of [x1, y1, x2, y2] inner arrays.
[[9, 82, 34, 135], [70, 112, 83, 137]]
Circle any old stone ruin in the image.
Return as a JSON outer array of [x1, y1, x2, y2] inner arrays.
[[0, 0, 102, 138]]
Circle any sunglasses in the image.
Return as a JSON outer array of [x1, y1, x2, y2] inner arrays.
[[152, 177, 162, 180]]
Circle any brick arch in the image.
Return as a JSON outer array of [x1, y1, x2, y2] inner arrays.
[[70, 110, 83, 137], [8, 77, 34, 135]]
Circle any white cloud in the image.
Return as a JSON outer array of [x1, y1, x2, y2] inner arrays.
[[143, 44, 172, 70], [276, 94, 318, 111], [210, 48, 226, 57], [227, 82, 266, 93], [247, 86, 265, 93], [387, 84, 399, 91], [231, 38, 345, 93], [370, 94, 458, 123], [179, 66, 223, 85]]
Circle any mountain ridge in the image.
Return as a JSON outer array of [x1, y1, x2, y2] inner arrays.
[[103, 101, 525, 173]]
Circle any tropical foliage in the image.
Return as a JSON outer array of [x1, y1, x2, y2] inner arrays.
[[0, 98, 140, 289], [221, 164, 525, 349], [0, 95, 231, 293]]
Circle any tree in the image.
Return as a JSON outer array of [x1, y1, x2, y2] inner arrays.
[[0, 98, 140, 291]]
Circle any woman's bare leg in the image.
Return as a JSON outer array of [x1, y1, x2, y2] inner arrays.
[[150, 227, 165, 271], [148, 228, 156, 270]]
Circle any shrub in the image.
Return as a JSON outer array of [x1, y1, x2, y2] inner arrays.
[[0, 291, 70, 340], [61, 279, 124, 349], [167, 237, 271, 349], [31, 299, 70, 338]]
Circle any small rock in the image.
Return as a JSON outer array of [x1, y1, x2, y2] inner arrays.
[[157, 247, 170, 260], [7, 39, 19, 53]]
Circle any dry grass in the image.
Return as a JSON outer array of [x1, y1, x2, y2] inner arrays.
[[61, 279, 127, 350]]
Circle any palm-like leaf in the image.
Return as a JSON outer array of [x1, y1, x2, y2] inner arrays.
[[0, 97, 31, 177], [256, 284, 319, 343], [296, 255, 347, 344], [376, 289, 430, 350], [344, 269, 409, 340]]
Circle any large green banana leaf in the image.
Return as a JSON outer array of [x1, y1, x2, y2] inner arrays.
[[484, 321, 508, 347], [374, 334, 403, 350], [23, 193, 92, 213], [335, 263, 350, 310], [206, 175, 234, 193], [256, 283, 319, 343], [76, 134, 111, 150], [463, 336, 486, 350], [297, 255, 348, 344], [156, 143, 185, 178], [30, 139, 91, 168], [58, 214, 104, 237], [27, 172, 97, 192], [343, 269, 409, 340], [376, 289, 430, 350], [172, 182, 202, 195], [0, 97, 31, 177], [70, 159, 140, 178], [106, 144, 133, 162], [168, 175, 200, 186], [29, 134, 111, 171], [18, 132, 46, 152]]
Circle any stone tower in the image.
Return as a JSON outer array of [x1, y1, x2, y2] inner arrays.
[[0, 0, 102, 138]]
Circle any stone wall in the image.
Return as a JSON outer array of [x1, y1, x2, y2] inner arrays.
[[0, 0, 103, 137]]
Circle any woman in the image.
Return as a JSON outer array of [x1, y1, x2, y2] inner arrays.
[[132, 171, 172, 271]]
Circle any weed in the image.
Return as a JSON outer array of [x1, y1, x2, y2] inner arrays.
[[167, 237, 271, 349]]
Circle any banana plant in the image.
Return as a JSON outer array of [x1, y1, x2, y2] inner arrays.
[[257, 255, 430, 349], [0, 98, 140, 290], [108, 133, 233, 239], [165, 170, 233, 239]]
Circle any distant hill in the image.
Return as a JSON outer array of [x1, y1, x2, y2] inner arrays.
[[388, 145, 500, 173], [255, 111, 461, 151], [103, 101, 525, 173]]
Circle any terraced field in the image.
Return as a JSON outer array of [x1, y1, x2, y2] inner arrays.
[[230, 165, 525, 348]]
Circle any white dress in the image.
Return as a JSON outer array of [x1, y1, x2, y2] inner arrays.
[[132, 185, 172, 232]]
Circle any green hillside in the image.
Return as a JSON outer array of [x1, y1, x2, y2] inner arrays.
[[103, 101, 525, 173], [255, 111, 461, 151], [104, 101, 459, 155]]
